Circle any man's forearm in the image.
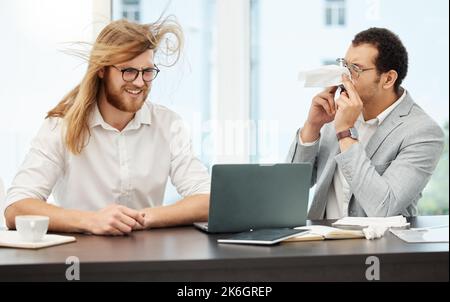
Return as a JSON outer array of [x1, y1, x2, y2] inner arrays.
[[142, 194, 210, 229], [4, 199, 92, 233]]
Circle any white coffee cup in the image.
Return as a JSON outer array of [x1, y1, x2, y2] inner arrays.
[[15, 215, 49, 242]]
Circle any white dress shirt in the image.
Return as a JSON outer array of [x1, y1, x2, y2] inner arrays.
[[5, 101, 211, 212], [299, 90, 407, 219]]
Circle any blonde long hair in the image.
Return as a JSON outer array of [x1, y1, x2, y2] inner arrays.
[[47, 18, 183, 154]]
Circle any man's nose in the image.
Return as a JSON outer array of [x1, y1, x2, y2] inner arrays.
[[132, 72, 146, 87]]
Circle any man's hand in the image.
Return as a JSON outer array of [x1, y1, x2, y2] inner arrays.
[[334, 74, 363, 133], [133, 208, 154, 230], [132, 209, 150, 231], [301, 86, 338, 142], [85, 204, 146, 236]]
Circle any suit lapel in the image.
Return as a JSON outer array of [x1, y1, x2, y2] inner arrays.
[[365, 93, 414, 159]]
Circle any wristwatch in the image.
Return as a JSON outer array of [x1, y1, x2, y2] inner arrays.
[[336, 127, 359, 141]]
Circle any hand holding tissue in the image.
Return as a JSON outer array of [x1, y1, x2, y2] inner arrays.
[[299, 65, 352, 88]]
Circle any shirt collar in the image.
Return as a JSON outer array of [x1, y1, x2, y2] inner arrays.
[[89, 101, 152, 131], [127, 102, 152, 130], [377, 89, 407, 124], [357, 89, 408, 126]]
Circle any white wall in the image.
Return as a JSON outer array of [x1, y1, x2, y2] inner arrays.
[[0, 0, 95, 189]]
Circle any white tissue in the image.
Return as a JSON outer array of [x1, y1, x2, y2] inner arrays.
[[333, 216, 410, 240], [298, 65, 351, 87], [363, 225, 388, 240]]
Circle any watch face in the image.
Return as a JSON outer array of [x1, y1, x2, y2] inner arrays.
[[349, 127, 358, 139]]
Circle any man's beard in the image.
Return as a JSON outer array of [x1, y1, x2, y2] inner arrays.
[[104, 81, 149, 113], [359, 75, 382, 104]]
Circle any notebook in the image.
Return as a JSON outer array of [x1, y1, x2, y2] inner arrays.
[[217, 228, 308, 245], [284, 225, 365, 242], [0, 231, 76, 249]]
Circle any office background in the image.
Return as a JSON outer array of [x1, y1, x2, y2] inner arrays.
[[0, 0, 448, 227]]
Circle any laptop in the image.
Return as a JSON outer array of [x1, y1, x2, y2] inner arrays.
[[194, 163, 312, 233]]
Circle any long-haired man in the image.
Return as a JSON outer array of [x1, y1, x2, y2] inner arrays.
[[4, 19, 210, 235]]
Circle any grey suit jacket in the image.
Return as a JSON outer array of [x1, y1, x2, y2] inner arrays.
[[287, 92, 444, 219]]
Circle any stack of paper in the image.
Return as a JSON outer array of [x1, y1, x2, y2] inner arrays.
[[332, 215, 410, 230], [390, 227, 449, 243], [284, 225, 365, 242]]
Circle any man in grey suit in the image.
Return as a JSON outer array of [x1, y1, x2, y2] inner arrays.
[[287, 28, 444, 219]]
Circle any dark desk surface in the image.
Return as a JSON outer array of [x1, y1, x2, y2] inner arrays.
[[0, 216, 448, 281]]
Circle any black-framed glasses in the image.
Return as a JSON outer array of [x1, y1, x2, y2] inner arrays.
[[336, 58, 376, 79], [111, 65, 160, 83]]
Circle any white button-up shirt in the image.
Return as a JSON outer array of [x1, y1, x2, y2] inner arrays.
[[325, 90, 407, 219], [5, 101, 211, 212]]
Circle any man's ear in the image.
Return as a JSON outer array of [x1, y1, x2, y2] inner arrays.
[[98, 67, 105, 79], [382, 70, 398, 90]]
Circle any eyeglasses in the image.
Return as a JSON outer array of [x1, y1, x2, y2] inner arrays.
[[336, 58, 376, 79], [111, 65, 160, 83]]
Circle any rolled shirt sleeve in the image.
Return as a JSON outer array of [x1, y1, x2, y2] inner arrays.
[[168, 118, 211, 197]]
